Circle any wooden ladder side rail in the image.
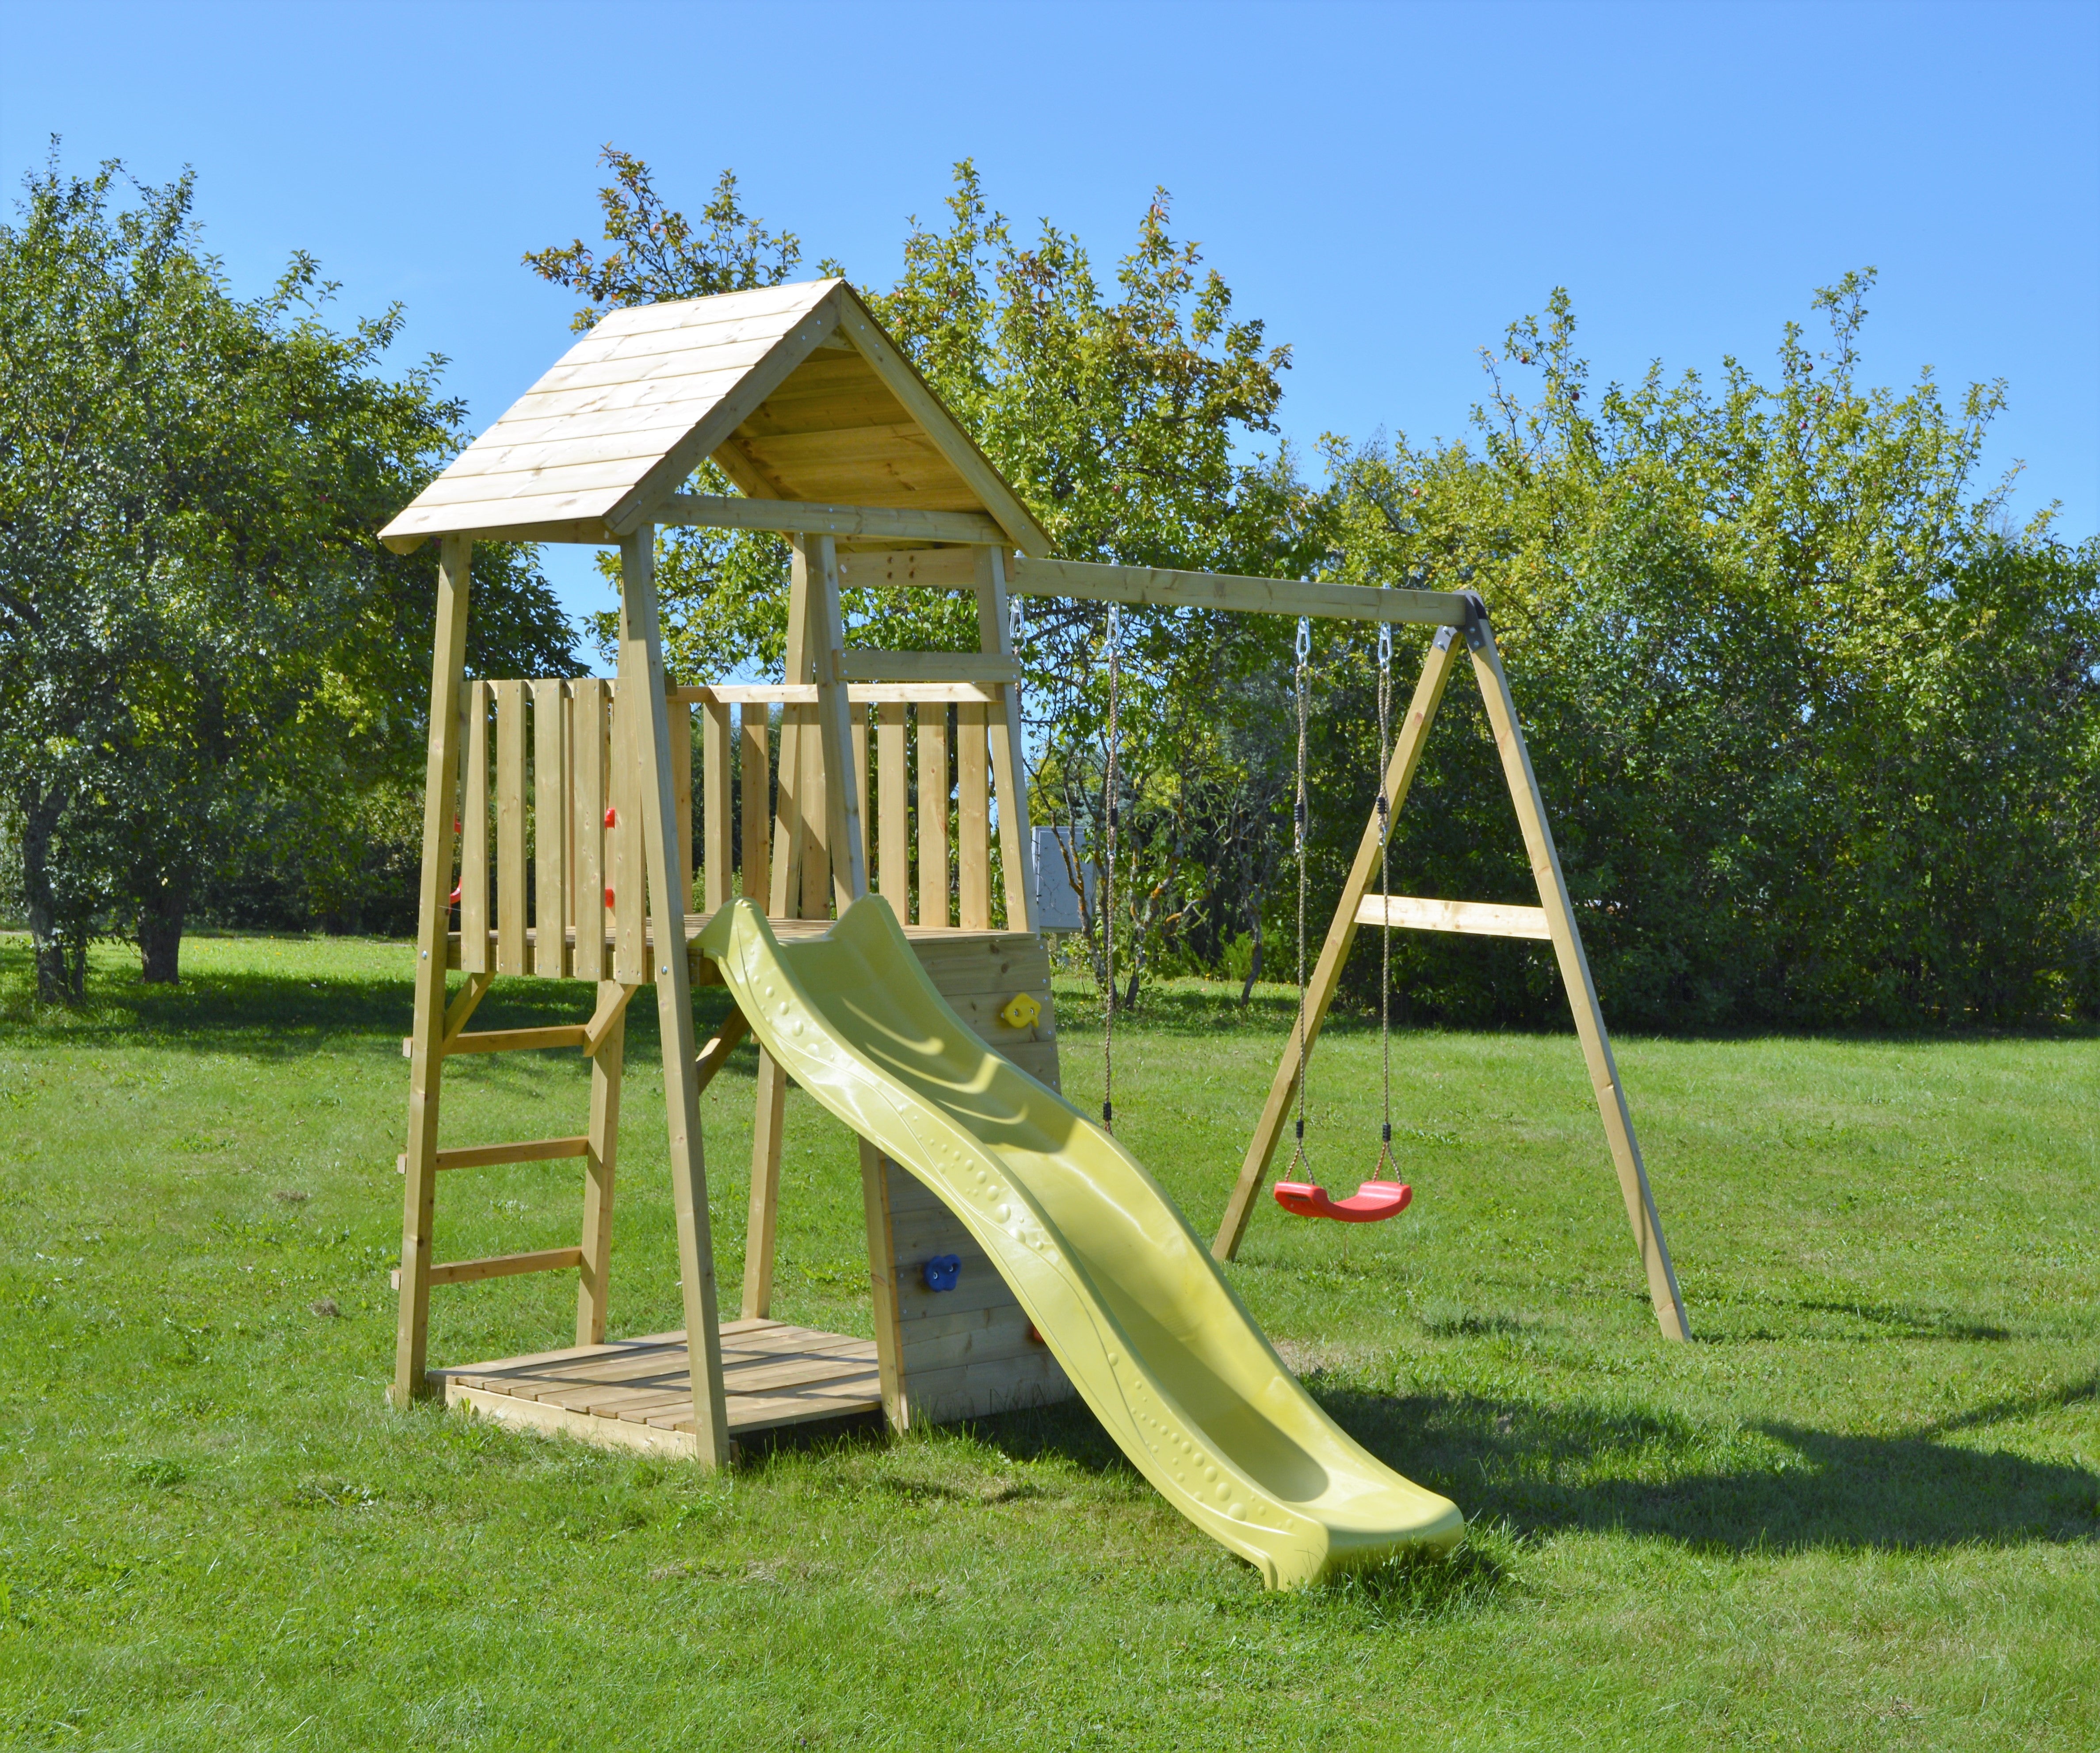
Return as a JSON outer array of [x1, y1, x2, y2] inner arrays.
[[1212, 626, 1464, 1263], [620, 523, 732, 1467], [975, 546, 1038, 932], [394, 533, 473, 1405], [1463, 616, 1690, 1342]]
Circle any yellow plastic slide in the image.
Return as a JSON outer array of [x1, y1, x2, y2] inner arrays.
[[699, 897, 1463, 1588]]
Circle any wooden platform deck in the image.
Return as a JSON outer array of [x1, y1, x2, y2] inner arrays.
[[431, 1318, 882, 1457]]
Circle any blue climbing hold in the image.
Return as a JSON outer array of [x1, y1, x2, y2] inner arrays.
[[922, 1254, 962, 1292]]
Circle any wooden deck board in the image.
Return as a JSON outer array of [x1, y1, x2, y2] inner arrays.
[[433, 1319, 882, 1450]]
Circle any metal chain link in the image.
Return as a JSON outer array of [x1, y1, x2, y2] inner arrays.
[[1101, 603, 1119, 1133], [1376, 618, 1397, 1178], [1289, 615, 1311, 1173]]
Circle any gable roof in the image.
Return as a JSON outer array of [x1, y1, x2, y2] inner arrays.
[[379, 279, 1052, 556]]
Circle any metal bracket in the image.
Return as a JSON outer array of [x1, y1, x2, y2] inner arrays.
[[1459, 590, 1491, 651]]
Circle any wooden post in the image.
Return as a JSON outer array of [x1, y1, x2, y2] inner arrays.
[[1213, 626, 1463, 1261], [394, 534, 472, 1404], [802, 533, 867, 910], [619, 526, 731, 1466], [1465, 615, 1690, 1341], [741, 1051, 788, 1319], [575, 981, 626, 1344], [974, 546, 1038, 931], [747, 546, 819, 1318], [917, 706, 951, 928], [859, 1140, 909, 1432], [770, 557, 814, 918]]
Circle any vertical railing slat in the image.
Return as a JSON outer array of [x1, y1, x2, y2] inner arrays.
[[532, 678, 569, 978], [876, 700, 909, 920], [850, 706, 871, 883], [670, 690, 694, 917], [957, 700, 990, 929], [571, 680, 607, 984], [702, 699, 733, 911], [740, 706, 770, 908], [459, 681, 489, 974], [494, 680, 527, 975], [917, 705, 951, 928], [610, 682, 646, 982]]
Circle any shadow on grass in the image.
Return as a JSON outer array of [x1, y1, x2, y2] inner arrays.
[[873, 1372, 2100, 1560], [0, 938, 748, 1063], [1319, 1372, 2100, 1552]]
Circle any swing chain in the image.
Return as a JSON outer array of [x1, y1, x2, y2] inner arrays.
[[1289, 616, 1311, 1171], [1376, 615, 1397, 1177], [1101, 603, 1119, 1133]]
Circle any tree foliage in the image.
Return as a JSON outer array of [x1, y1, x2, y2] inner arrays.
[[0, 150, 573, 997], [532, 159, 2097, 1030]]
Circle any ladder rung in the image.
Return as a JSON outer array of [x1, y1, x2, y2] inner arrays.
[[1354, 895, 1552, 940], [395, 1136, 592, 1175], [392, 1246, 585, 1291]]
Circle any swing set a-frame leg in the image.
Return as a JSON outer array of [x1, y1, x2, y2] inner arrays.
[[1212, 606, 1690, 1343]]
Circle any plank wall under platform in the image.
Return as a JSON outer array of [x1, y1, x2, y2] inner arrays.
[[873, 1159, 1075, 1428], [432, 1319, 883, 1457]]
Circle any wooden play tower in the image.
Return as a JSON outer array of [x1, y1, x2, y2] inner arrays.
[[380, 279, 1684, 1472]]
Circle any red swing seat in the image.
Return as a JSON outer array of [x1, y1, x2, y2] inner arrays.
[[1272, 1178, 1413, 1223]]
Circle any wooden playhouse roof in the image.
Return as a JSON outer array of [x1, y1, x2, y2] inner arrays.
[[379, 279, 1051, 555]]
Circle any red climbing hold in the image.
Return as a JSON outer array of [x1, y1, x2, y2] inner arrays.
[[604, 886, 616, 908], [604, 806, 618, 828], [1272, 1179, 1413, 1223]]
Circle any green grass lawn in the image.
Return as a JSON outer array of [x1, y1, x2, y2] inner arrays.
[[1, 932, 2095, 1750]]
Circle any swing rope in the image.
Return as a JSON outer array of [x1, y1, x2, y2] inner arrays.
[[1288, 615, 1311, 1173], [1101, 602, 1120, 1134], [1375, 618, 1397, 1179]]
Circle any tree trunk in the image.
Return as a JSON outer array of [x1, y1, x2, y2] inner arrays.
[[1239, 916, 1263, 1007], [19, 792, 75, 1004], [137, 875, 189, 984]]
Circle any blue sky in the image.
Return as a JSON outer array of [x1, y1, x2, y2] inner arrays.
[[4, 0, 2094, 629]]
